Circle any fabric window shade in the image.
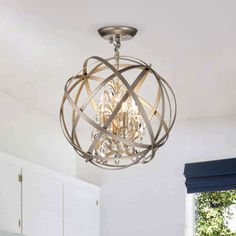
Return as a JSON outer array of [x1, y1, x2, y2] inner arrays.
[[184, 158, 236, 193]]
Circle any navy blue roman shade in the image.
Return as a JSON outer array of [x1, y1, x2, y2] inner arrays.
[[184, 158, 236, 193]]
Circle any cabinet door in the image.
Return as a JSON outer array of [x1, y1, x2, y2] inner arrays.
[[64, 182, 99, 236], [22, 169, 63, 236], [0, 160, 21, 233]]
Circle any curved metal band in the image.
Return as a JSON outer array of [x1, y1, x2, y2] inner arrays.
[[60, 56, 177, 169], [85, 56, 155, 152], [87, 65, 151, 154]]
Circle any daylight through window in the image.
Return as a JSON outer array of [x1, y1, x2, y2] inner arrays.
[[195, 190, 236, 236]]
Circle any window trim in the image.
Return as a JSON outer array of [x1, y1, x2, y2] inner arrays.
[[185, 193, 195, 236]]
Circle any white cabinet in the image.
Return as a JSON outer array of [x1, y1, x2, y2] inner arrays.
[[22, 169, 63, 236], [0, 152, 100, 236], [64, 182, 99, 236], [0, 161, 21, 233]]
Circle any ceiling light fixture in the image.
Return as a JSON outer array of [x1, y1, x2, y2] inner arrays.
[[60, 26, 177, 169]]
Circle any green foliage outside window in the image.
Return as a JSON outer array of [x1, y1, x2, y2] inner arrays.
[[195, 190, 236, 236]]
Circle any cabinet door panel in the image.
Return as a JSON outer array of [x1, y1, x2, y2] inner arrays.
[[0, 161, 21, 233], [22, 169, 63, 236], [64, 183, 99, 236]]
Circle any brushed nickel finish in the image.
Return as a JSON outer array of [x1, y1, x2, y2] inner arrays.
[[98, 26, 137, 41], [60, 56, 177, 170], [60, 25, 176, 170]]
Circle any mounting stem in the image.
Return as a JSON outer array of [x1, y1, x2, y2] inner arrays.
[[110, 36, 121, 70], [98, 26, 138, 69]]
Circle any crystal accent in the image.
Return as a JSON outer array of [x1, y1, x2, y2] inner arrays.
[[91, 78, 145, 162]]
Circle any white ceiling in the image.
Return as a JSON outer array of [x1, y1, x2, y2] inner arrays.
[[1, 0, 236, 121]]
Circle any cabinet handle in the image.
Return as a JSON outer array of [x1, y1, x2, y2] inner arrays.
[[96, 200, 99, 206], [18, 174, 23, 182], [18, 219, 21, 227]]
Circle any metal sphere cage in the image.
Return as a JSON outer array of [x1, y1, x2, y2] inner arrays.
[[60, 56, 177, 169]]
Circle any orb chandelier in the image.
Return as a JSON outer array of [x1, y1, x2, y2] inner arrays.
[[60, 26, 177, 169]]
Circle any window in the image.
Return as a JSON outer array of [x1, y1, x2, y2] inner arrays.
[[184, 158, 236, 236], [195, 190, 236, 236]]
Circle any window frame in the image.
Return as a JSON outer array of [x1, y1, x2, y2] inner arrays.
[[185, 193, 195, 236]]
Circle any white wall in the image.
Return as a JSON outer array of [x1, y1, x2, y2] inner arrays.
[[100, 116, 236, 236], [0, 90, 77, 176]]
